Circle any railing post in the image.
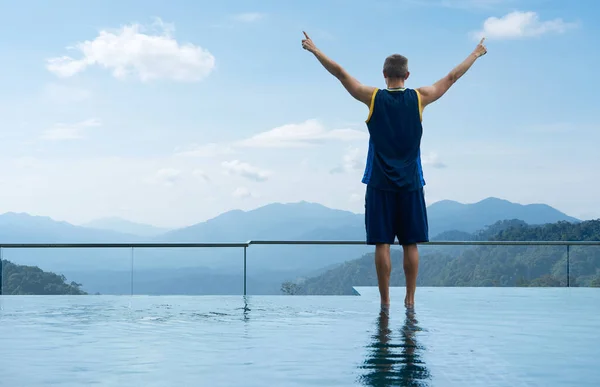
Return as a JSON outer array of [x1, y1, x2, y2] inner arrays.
[[0, 247, 3, 296], [566, 244, 570, 288], [243, 246, 247, 296], [131, 247, 134, 296]]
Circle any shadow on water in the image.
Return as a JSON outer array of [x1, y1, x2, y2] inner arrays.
[[358, 308, 431, 386]]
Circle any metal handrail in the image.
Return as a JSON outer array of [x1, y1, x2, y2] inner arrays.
[[2, 240, 599, 295], [1, 240, 600, 248], [249, 240, 600, 246], [0, 242, 250, 248]]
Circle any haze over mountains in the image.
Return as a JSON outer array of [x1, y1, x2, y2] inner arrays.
[[0, 197, 582, 295], [81, 217, 170, 237]]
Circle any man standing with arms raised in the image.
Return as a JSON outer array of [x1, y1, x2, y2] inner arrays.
[[301, 32, 487, 308]]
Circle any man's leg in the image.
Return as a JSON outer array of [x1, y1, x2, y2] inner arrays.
[[402, 244, 419, 307], [365, 186, 395, 306], [375, 244, 391, 306], [396, 188, 429, 308]]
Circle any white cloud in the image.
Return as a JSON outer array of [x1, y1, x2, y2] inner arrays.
[[237, 119, 367, 148], [232, 187, 256, 199], [42, 83, 91, 104], [422, 152, 447, 169], [175, 143, 234, 158], [174, 121, 366, 161], [331, 147, 364, 174], [46, 18, 216, 82], [232, 12, 266, 23], [40, 118, 101, 141], [222, 160, 271, 182], [150, 168, 182, 186], [472, 11, 577, 40]]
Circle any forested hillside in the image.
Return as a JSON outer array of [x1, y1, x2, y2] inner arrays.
[[283, 220, 600, 295], [1, 260, 86, 295]]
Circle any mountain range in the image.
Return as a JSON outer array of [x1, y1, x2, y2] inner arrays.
[[427, 197, 579, 236], [81, 217, 170, 237], [0, 197, 583, 295]]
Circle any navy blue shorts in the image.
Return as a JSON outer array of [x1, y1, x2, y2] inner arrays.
[[365, 186, 429, 245]]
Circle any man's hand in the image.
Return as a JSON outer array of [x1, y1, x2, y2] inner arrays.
[[472, 37, 487, 58], [301, 31, 375, 107], [301, 31, 318, 54], [417, 37, 488, 109]]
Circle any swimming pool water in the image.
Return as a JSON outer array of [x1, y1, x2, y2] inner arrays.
[[1, 287, 599, 386]]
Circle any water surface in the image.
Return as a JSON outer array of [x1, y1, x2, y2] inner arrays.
[[1, 288, 599, 386]]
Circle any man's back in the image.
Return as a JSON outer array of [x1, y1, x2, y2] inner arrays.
[[362, 88, 425, 192]]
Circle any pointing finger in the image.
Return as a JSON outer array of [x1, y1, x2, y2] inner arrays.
[[303, 31, 310, 40], [479, 37, 486, 45]]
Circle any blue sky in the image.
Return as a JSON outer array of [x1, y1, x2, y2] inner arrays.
[[0, 0, 598, 227]]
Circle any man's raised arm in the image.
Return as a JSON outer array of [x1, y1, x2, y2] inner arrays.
[[302, 31, 375, 107], [418, 38, 488, 109]]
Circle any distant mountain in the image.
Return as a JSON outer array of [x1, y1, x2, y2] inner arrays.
[[0, 198, 583, 295], [159, 201, 370, 273], [162, 201, 362, 242], [0, 205, 370, 292], [157, 198, 579, 273], [427, 197, 579, 237], [82, 217, 170, 237], [0, 212, 145, 272], [0, 212, 141, 242], [1, 198, 577, 247]]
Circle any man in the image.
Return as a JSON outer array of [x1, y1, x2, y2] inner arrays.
[[302, 32, 487, 308]]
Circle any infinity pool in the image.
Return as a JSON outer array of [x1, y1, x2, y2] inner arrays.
[[1, 288, 599, 386]]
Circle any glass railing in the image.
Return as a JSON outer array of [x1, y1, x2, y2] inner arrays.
[[1, 241, 599, 295]]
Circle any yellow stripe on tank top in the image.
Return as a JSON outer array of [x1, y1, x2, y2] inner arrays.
[[415, 89, 423, 122], [365, 88, 379, 123]]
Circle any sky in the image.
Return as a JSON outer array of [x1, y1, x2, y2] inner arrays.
[[0, 0, 598, 228]]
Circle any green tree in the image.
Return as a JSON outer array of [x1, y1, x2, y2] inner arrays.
[[1, 260, 86, 295], [281, 281, 302, 295]]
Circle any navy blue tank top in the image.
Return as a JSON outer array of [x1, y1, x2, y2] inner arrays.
[[361, 88, 425, 191]]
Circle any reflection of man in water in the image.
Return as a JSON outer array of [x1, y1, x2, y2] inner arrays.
[[359, 309, 431, 386]]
